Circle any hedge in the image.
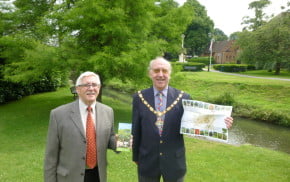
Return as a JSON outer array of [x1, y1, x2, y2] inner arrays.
[[187, 57, 214, 65], [0, 77, 58, 104], [171, 62, 205, 72], [213, 64, 252, 72]]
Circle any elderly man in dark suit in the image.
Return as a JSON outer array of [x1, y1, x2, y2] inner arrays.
[[132, 57, 233, 182], [44, 71, 116, 182]]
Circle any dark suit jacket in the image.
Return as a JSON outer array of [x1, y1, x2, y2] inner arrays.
[[44, 100, 116, 182], [132, 86, 190, 180]]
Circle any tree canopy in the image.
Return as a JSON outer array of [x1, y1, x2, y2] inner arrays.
[[1, 0, 195, 86], [183, 0, 214, 56], [237, 12, 290, 74]]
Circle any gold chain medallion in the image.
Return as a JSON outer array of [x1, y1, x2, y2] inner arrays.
[[137, 90, 184, 117]]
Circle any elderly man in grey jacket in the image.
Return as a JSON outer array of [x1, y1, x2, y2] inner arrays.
[[44, 71, 116, 182]]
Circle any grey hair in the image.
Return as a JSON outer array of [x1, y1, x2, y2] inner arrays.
[[148, 57, 172, 74], [75, 71, 101, 86]]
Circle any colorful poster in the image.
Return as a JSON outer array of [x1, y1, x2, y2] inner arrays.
[[180, 99, 232, 142]]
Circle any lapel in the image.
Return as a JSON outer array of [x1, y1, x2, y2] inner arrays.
[[143, 87, 159, 134], [70, 100, 86, 140], [162, 86, 177, 137], [166, 86, 175, 108], [95, 102, 102, 143], [147, 87, 155, 110]]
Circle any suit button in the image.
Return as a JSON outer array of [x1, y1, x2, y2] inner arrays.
[[82, 156, 85, 160], [160, 152, 163, 156], [81, 173, 84, 176], [160, 140, 163, 144]]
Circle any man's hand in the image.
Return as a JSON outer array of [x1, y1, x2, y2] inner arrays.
[[225, 116, 233, 129]]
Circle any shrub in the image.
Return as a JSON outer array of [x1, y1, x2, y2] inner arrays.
[[247, 64, 256, 70], [213, 64, 248, 72], [212, 92, 235, 106], [171, 62, 205, 72], [187, 56, 214, 65], [233, 103, 290, 127], [0, 77, 59, 104]]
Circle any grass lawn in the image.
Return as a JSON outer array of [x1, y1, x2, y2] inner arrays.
[[170, 71, 290, 122], [238, 69, 290, 79], [0, 86, 290, 182]]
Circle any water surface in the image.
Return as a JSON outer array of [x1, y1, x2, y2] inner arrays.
[[228, 117, 290, 154]]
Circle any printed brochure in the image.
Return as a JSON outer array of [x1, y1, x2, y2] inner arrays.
[[180, 99, 232, 142], [116, 123, 132, 152]]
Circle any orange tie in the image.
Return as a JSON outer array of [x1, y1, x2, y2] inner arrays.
[[86, 106, 97, 168]]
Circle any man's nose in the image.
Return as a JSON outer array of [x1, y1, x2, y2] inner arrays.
[[156, 70, 164, 76]]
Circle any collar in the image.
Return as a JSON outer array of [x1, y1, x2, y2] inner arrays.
[[79, 99, 96, 113], [153, 86, 168, 97]]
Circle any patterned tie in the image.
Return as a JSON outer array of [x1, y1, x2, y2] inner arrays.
[[157, 92, 163, 111], [86, 106, 97, 169], [156, 92, 164, 135]]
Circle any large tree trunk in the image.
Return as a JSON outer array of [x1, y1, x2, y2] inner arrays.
[[274, 62, 281, 75]]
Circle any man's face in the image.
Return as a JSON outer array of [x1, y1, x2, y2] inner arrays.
[[76, 75, 100, 105], [149, 60, 171, 91]]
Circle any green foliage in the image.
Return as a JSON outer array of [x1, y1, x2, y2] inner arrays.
[[237, 12, 290, 74], [213, 28, 228, 41], [153, 0, 195, 55], [171, 62, 205, 72], [3, 41, 69, 86], [229, 32, 239, 40], [60, 0, 190, 84], [0, 35, 35, 64], [213, 64, 249, 72], [234, 104, 290, 127], [183, 0, 214, 56], [0, 0, 197, 95], [0, 78, 59, 104], [212, 92, 235, 106], [242, 0, 272, 31], [187, 56, 212, 65]]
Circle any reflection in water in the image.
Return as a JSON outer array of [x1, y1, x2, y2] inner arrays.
[[228, 117, 290, 154]]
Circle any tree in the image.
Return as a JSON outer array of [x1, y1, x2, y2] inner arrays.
[[1, 0, 196, 95], [0, 0, 70, 83], [237, 12, 290, 74], [229, 32, 240, 40], [183, 0, 214, 56], [212, 28, 228, 41], [60, 0, 194, 83], [152, 0, 195, 58], [242, 0, 272, 31]]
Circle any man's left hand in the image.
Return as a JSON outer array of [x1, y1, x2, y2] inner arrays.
[[225, 117, 233, 129]]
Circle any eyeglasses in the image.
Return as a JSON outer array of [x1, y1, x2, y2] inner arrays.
[[152, 68, 169, 74], [77, 83, 100, 88]]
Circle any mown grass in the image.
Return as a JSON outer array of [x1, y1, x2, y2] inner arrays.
[[170, 71, 290, 110], [238, 69, 290, 79], [0, 86, 290, 182], [169, 71, 290, 126]]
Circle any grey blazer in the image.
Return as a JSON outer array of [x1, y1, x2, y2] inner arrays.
[[44, 100, 116, 182]]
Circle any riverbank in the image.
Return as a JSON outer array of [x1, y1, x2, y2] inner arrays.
[[107, 71, 290, 127]]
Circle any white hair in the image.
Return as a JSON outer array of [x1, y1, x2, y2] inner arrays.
[[75, 71, 101, 86], [148, 57, 172, 74]]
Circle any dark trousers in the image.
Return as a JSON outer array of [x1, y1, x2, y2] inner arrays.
[[84, 166, 100, 182], [138, 174, 184, 182]]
